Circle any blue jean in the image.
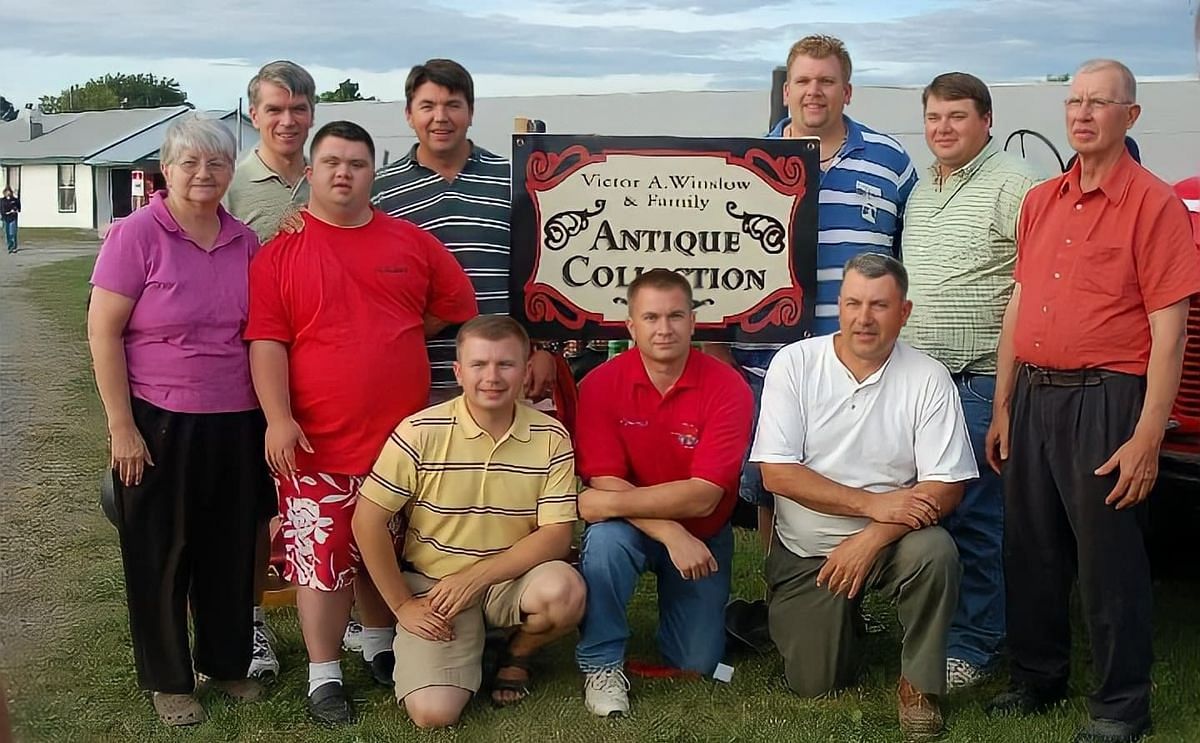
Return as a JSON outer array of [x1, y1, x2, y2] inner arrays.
[[3, 220, 16, 250], [942, 373, 1005, 668], [575, 520, 733, 674]]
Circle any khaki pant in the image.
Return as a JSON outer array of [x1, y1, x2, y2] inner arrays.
[[392, 561, 573, 700], [765, 527, 960, 696]]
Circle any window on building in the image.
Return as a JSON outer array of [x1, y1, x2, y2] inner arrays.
[[58, 164, 76, 213], [2, 165, 18, 194]]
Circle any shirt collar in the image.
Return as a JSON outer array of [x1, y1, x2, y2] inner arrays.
[[147, 191, 245, 249], [243, 149, 305, 185], [767, 114, 865, 156], [926, 138, 998, 186], [630, 348, 701, 393], [1057, 148, 1136, 204], [830, 333, 898, 388], [403, 142, 484, 171], [451, 395, 533, 443]]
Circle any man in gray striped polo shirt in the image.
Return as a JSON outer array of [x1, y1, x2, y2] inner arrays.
[[372, 59, 558, 405], [900, 72, 1040, 691]]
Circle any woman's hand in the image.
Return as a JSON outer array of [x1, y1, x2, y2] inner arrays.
[[110, 422, 154, 486]]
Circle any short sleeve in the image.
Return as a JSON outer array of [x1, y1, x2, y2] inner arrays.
[[1135, 196, 1200, 314], [690, 368, 753, 487], [913, 372, 979, 483], [421, 229, 478, 323], [244, 244, 293, 343], [358, 419, 422, 513], [90, 219, 149, 300], [749, 347, 807, 464], [574, 367, 629, 481], [537, 432, 578, 525]]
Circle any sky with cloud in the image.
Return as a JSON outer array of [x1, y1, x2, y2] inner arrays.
[[1, 0, 1197, 110]]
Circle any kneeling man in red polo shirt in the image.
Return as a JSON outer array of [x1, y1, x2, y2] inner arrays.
[[573, 268, 754, 717]]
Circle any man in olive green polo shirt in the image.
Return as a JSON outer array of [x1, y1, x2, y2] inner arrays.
[[900, 72, 1041, 691], [226, 60, 315, 242], [224, 60, 318, 680]]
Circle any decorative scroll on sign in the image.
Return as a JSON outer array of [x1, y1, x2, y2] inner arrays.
[[510, 135, 820, 342]]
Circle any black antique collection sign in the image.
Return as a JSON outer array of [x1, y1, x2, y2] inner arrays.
[[511, 134, 820, 342]]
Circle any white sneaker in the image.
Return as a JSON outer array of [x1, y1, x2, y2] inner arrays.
[[342, 619, 364, 653], [248, 623, 280, 681], [583, 667, 630, 717], [946, 657, 989, 691]]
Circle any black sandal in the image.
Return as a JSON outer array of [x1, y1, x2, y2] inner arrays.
[[489, 648, 534, 707]]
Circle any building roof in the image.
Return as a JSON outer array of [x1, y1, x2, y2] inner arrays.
[[84, 109, 256, 166], [0, 106, 190, 164], [311, 79, 1199, 183]]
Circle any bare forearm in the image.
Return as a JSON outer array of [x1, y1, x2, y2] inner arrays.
[[629, 518, 690, 544], [249, 341, 293, 423], [993, 289, 1021, 415], [912, 480, 965, 518], [858, 521, 911, 550], [471, 523, 573, 586], [588, 478, 722, 520], [1138, 304, 1188, 436], [759, 462, 874, 517], [351, 508, 414, 613], [89, 333, 135, 431]]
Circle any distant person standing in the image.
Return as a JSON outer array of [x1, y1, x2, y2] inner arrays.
[[372, 59, 559, 404], [224, 59, 317, 681], [2, 186, 20, 253]]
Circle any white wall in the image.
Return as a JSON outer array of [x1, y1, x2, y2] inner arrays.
[[9, 163, 95, 229]]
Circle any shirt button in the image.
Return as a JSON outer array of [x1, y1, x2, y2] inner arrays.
[[1075, 203, 1083, 211], [1035, 342, 1041, 348], [1054, 272, 1061, 279], [1066, 238, 1073, 245], [1042, 305, 1048, 313]]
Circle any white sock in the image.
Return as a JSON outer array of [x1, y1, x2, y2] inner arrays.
[[359, 627, 396, 662], [308, 660, 342, 695], [252, 605, 266, 626]]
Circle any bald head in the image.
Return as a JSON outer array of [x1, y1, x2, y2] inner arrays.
[[1075, 59, 1136, 102]]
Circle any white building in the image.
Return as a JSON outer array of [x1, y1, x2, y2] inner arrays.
[[0, 106, 257, 232]]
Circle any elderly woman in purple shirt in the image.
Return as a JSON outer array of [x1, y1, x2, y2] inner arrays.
[[87, 115, 270, 726]]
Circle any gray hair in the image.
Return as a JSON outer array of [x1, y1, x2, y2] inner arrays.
[[159, 115, 237, 167], [1076, 58, 1137, 102], [248, 60, 317, 109], [844, 252, 909, 297]]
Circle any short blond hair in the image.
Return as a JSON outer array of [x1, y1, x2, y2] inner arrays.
[[786, 35, 853, 83]]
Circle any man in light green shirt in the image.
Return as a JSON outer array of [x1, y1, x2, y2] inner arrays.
[[226, 60, 314, 243], [899, 72, 1040, 691], [224, 60, 317, 681]]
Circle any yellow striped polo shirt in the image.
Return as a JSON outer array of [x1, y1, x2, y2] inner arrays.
[[358, 396, 577, 579]]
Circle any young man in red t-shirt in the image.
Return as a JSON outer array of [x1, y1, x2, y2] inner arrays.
[[572, 269, 754, 717], [246, 121, 477, 723]]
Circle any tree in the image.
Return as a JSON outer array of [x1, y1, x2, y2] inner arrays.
[[39, 74, 188, 114], [318, 79, 377, 103]]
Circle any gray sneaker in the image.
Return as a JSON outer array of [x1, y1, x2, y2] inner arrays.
[[248, 623, 279, 681], [946, 657, 989, 691], [342, 619, 364, 653], [583, 667, 631, 717]]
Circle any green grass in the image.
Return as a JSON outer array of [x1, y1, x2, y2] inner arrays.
[[11, 227, 99, 247], [6, 256, 1200, 742]]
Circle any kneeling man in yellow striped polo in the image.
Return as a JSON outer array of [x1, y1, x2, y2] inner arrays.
[[352, 315, 585, 728]]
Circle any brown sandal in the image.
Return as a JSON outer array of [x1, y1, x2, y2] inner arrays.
[[490, 650, 534, 707], [152, 692, 206, 726]]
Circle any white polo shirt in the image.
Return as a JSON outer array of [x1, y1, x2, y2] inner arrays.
[[749, 335, 977, 558]]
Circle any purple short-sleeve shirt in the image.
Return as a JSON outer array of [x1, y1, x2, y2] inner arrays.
[[90, 191, 261, 413]]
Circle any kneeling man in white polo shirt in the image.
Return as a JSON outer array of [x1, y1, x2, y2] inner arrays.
[[751, 253, 977, 738]]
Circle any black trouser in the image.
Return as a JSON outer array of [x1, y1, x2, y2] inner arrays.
[[113, 398, 269, 693], [1004, 366, 1152, 722]]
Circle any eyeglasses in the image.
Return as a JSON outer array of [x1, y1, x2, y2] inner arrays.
[[176, 159, 231, 174], [1064, 97, 1134, 111]]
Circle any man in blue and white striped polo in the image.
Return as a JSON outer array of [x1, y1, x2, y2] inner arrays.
[[716, 35, 917, 556]]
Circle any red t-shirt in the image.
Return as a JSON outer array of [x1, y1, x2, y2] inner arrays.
[[246, 210, 477, 474], [575, 348, 754, 539], [1013, 153, 1200, 374]]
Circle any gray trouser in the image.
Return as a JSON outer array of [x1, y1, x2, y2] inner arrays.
[[765, 527, 960, 697]]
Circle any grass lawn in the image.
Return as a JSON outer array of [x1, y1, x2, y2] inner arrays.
[[5, 256, 1200, 742]]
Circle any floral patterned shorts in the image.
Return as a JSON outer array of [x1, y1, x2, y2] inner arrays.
[[274, 472, 366, 592]]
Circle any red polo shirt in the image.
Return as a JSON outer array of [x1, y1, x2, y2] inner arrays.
[[1013, 152, 1200, 374], [575, 348, 754, 539], [245, 210, 477, 474]]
